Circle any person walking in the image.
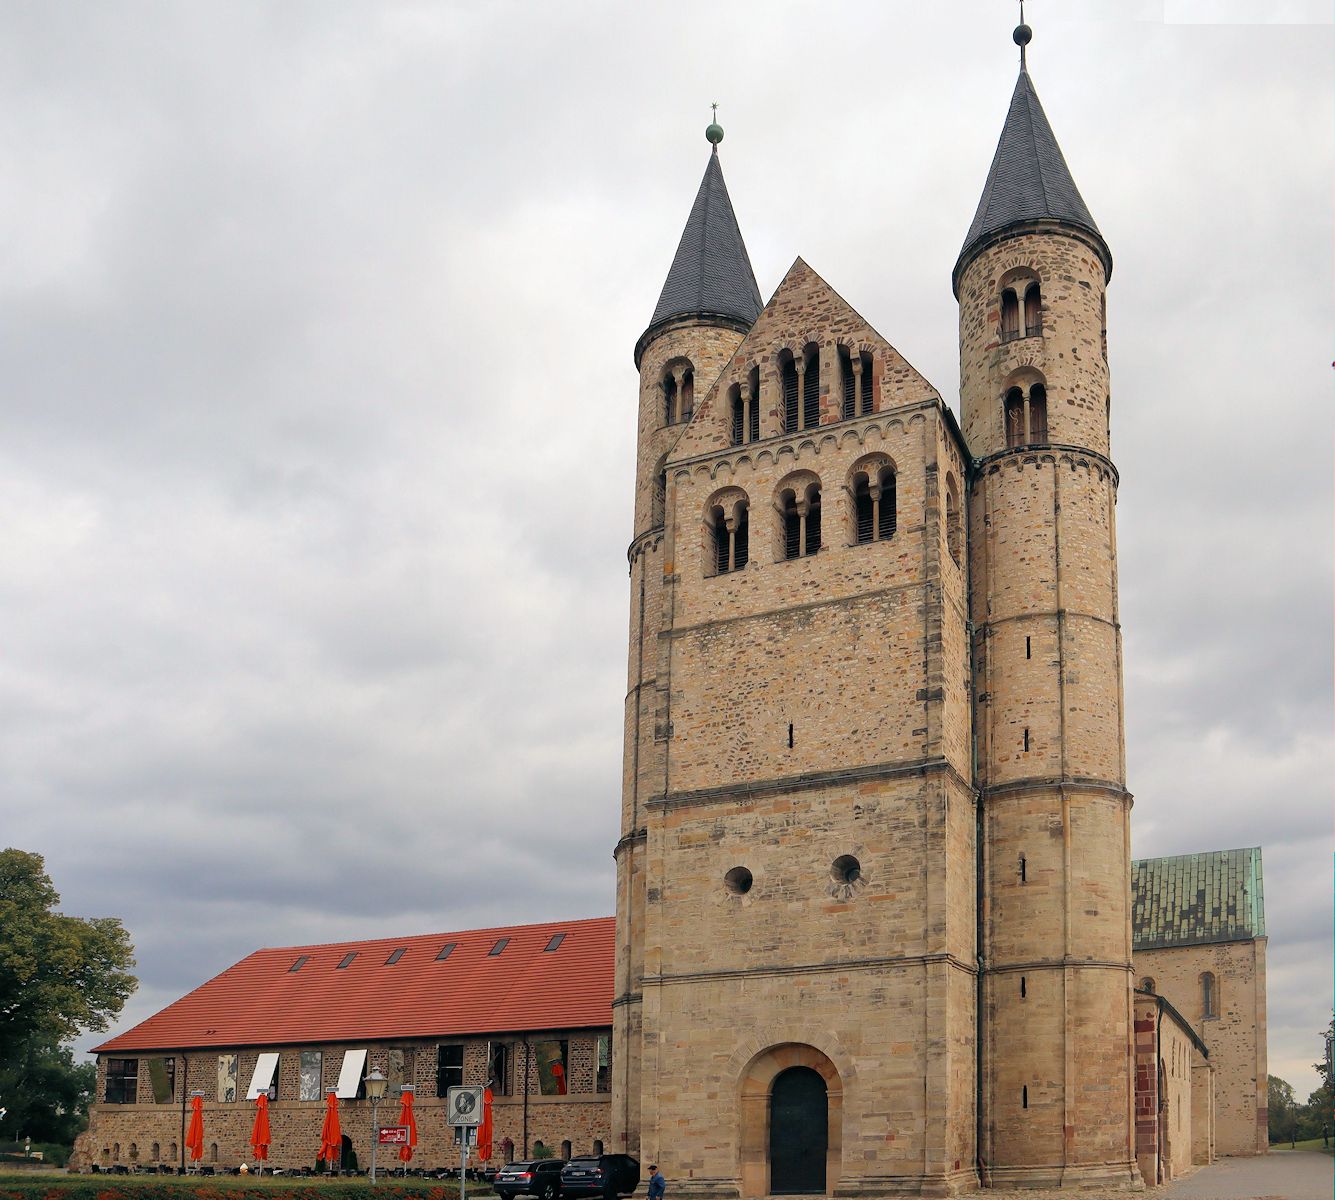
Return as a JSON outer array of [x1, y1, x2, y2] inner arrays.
[[647, 1164, 665, 1200]]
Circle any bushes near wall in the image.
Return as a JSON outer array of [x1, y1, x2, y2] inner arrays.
[[0, 1180, 459, 1200]]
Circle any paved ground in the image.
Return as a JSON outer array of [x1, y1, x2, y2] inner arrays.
[[1161, 1151, 1332, 1200], [962, 1152, 1331, 1200]]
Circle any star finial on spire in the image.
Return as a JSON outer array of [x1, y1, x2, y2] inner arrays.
[[1014, 1, 1032, 70], [705, 102, 724, 152]]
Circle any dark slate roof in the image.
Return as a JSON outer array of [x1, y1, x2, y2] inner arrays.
[[646, 151, 762, 335], [1132, 847, 1265, 951], [955, 69, 1111, 289]]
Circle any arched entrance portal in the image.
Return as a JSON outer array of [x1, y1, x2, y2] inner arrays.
[[769, 1067, 828, 1194], [738, 1043, 843, 1198]]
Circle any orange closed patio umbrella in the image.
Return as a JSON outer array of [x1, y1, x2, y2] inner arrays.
[[185, 1094, 205, 1168], [319, 1090, 343, 1170], [250, 1093, 271, 1173], [476, 1088, 493, 1164], [397, 1086, 418, 1163]]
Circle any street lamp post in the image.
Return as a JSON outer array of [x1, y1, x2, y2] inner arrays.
[[364, 1069, 388, 1185]]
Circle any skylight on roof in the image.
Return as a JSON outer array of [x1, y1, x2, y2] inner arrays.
[[337, 953, 357, 969], [544, 934, 566, 952], [385, 948, 406, 965], [488, 937, 510, 957], [289, 955, 310, 973], [436, 943, 457, 961]]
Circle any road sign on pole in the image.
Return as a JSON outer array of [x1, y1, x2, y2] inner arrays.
[[446, 1086, 484, 1127]]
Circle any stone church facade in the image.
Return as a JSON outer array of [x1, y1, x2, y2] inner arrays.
[[615, 37, 1145, 1198]]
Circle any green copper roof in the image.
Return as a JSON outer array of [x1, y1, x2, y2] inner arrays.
[[1132, 847, 1265, 951]]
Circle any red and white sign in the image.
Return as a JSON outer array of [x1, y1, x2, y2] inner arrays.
[[377, 1126, 410, 1146]]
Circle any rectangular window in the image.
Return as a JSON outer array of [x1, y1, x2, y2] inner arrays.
[[300, 1050, 324, 1101], [533, 1039, 569, 1096], [337, 953, 357, 969], [436, 943, 456, 961], [217, 1055, 238, 1103], [487, 1041, 510, 1096], [247, 1052, 280, 1100], [544, 934, 565, 953], [335, 1048, 367, 1099], [596, 1035, 612, 1094], [488, 938, 509, 956], [289, 955, 309, 972], [105, 1058, 138, 1104], [436, 1044, 464, 1098], [148, 1056, 175, 1104], [385, 948, 406, 965]]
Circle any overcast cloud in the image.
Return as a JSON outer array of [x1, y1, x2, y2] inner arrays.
[[2, 1, 1330, 1096]]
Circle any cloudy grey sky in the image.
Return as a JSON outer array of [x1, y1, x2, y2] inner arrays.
[[3, 1, 1329, 1094]]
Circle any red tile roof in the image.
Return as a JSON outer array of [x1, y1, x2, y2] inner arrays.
[[95, 916, 615, 1053]]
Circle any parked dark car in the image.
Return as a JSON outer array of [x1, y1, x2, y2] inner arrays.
[[559, 1155, 640, 1199], [494, 1160, 565, 1200]]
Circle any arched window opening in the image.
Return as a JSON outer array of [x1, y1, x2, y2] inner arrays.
[[151, 1143, 160, 1162], [1000, 289, 1020, 342], [839, 349, 874, 419], [1028, 384, 1048, 444], [112, 1144, 120, 1162], [169, 1143, 177, 1162], [1005, 387, 1025, 449], [593, 1140, 604, 1156], [663, 374, 678, 426], [128, 1144, 138, 1162], [853, 468, 897, 545], [779, 483, 821, 561], [681, 369, 694, 421], [1141, 977, 1156, 994], [1201, 972, 1218, 1018], [857, 352, 873, 415], [802, 346, 820, 430], [1024, 284, 1042, 337], [710, 501, 750, 575], [840, 347, 855, 419], [747, 366, 761, 442], [561, 1140, 572, 1162], [209, 1143, 218, 1164], [730, 384, 745, 447], [781, 353, 799, 434], [945, 473, 962, 565]]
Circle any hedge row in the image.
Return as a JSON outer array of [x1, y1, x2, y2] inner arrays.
[[0, 1182, 462, 1200]]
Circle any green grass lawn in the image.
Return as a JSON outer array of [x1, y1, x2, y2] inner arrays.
[[1270, 1136, 1333, 1154]]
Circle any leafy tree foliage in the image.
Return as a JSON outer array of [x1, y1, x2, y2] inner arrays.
[[1267, 1075, 1299, 1146], [0, 1036, 96, 1143], [0, 849, 136, 1060]]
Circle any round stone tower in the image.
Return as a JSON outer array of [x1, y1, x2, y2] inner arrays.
[[614, 132, 761, 1157], [955, 44, 1140, 1189]]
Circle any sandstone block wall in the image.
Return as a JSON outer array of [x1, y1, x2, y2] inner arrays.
[[1133, 938, 1266, 1156]]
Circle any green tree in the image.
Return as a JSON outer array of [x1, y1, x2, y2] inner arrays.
[[0, 849, 136, 1060], [0, 1036, 96, 1144], [1268, 1075, 1299, 1146]]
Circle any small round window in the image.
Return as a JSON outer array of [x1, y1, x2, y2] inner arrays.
[[831, 855, 861, 885], [724, 866, 753, 895]]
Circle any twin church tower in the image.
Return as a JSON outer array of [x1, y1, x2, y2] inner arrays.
[[613, 25, 1137, 1197]]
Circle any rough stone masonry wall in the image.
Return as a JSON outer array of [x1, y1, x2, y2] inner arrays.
[[960, 227, 1135, 1188], [1133, 938, 1267, 1156], [78, 1032, 612, 1171], [632, 260, 977, 1196]]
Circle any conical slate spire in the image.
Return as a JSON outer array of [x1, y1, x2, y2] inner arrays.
[[954, 69, 1112, 292], [645, 152, 763, 337]]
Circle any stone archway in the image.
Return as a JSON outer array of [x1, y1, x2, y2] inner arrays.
[[738, 1044, 842, 1198]]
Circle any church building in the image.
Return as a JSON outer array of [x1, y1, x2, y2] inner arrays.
[[615, 20, 1176, 1196]]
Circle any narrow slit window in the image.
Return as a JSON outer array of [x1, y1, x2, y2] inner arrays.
[[544, 933, 566, 952], [289, 955, 310, 973], [858, 352, 874, 415], [1022, 1086, 1029, 1109], [1019, 855, 1027, 883], [337, 953, 357, 969], [1026, 636, 1032, 659], [385, 948, 406, 965], [729, 385, 744, 447], [787, 723, 794, 749], [1023, 727, 1030, 752], [488, 937, 509, 956], [747, 367, 761, 442], [436, 942, 456, 961], [1020, 976, 1027, 998]]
